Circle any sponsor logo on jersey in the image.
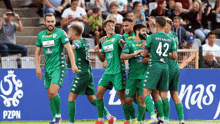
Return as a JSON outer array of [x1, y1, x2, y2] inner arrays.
[[43, 40, 55, 47], [65, 38, 69, 41], [103, 44, 114, 52], [128, 36, 133, 39], [107, 53, 113, 59], [53, 34, 57, 38], [45, 48, 53, 54], [45, 35, 52, 38]]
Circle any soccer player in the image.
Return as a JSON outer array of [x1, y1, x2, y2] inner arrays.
[[121, 23, 149, 124], [67, 23, 115, 124], [141, 16, 177, 124], [35, 13, 79, 124], [164, 18, 184, 124], [94, 19, 128, 124]]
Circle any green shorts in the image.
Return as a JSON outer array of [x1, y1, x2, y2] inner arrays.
[[70, 72, 95, 95], [143, 67, 169, 91], [44, 69, 66, 89], [169, 68, 180, 91], [125, 79, 144, 97], [98, 72, 125, 91]]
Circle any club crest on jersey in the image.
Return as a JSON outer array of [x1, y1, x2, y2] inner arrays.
[[53, 34, 57, 38], [111, 38, 115, 42]]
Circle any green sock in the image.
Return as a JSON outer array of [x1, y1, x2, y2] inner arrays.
[[68, 101, 75, 123], [137, 105, 146, 122], [53, 94, 61, 115], [163, 98, 170, 120], [127, 103, 136, 119], [122, 104, 130, 120], [142, 112, 145, 121], [49, 99, 56, 120], [144, 95, 155, 116], [97, 99, 104, 118], [91, 99, 109, 116], [175, 103, 184, 121], [155, 100, 164, 118]]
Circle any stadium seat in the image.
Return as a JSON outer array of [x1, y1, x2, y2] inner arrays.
[[149, 2, 157, 15], [193, 39, 202, 49], [85, 38, 95, 49], [20, 57, 36, 68], [1, 57, 18, 69]]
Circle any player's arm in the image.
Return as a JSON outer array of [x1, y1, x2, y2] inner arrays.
[[169, 39, 178, 60], [94, 45, 105, 62], [120, 50, 143, 60], [64, 43, 79, 74], [35, 47, 44, 79], [143, 36, 151, 57]]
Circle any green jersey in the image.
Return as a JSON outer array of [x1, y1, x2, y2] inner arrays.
[[145, 32, 176, 69], [101, 34, 123, 74], [123, 32, 135, 41], [73, 38, 91, 73], [36, 28, 69, 73], [122, 39, 148, 79], [167, 32, 179, 69]]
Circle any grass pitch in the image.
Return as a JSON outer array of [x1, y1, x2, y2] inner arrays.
[[1, 120, 220, 124]]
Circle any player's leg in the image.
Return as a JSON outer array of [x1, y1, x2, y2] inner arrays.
[[96, 86, 107, 123], [125, 79, 137, 124], [47, 84, 61, 124], [169, 68, 184, 124], [68, 93, 79, 124], [113, 73, 130, 124], [152, 89, 164, 122], [157, 69, 170, 124]]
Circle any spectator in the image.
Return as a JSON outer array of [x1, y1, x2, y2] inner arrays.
[[61, 0, 88, 35], [88, 7, 103, 45], [172, 16, 187, 47], [203, 51, 220, 68], [78, 0, 86, 10], [172, 0, 193, 10], [107, 1, 123, 24], [169, 2, 187, 21], [146, 16, 156, 34], [126, 11, 135, 20], [180, 34, 195, 49], [108, 0, 128, 16], [43, 0, 69, 16], [150, 0, 169, 17], [202, 32, 220, 62], [185, 1, 210, 44], [207, 0, 220, 37], [0, 10, 27, 57], [133, 1, 147, 25], [87, 0, 107, 17]]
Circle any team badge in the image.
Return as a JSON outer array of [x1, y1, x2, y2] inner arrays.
[[111, 38, 115, 42], [53, 34, 57, 38]]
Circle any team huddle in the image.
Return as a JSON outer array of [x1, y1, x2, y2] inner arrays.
[[35, 13, 184, 124]]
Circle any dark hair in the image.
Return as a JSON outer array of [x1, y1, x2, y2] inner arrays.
[[173, 16, 181, 21], [123, 17, 133, 23], [156, 16, 166, 27], [133, 23, 147, 34], [69, 23, 83, 36], [155, 0, 166, 15], [93, 7, 100, 13], [103, 19, 115, 28], [133, 1, 141, 10], [44, 13, 55, 20], [4, 9, 12, 13], [207, 32, 216, 38], [71, 0, 79, 3]]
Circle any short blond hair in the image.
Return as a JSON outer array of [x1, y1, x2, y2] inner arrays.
[[68, 23, 84, 36], [44, 13, 55, 20]]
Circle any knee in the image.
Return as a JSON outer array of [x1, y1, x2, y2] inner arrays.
[[95, 31, 100, 35], [117, 91, 125, 99], [96, 92, 104, 99], [48, 91, 56, 98], [125, 98, 133, 106], [45, 8, 56, 15], [160, 92, 168, 100]]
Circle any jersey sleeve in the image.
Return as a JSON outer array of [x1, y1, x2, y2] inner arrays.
[[88, 16, 93, 21], [121, 42, 130, 54], [145, 35, 151, 50], [61, 31, 69, 45], [73, 40, 83, 49], [170, 39, 177, 52], [36, 33, 42, 47]]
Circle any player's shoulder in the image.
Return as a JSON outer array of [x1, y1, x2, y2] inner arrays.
[[37, 30, 47, 36], [114, 34, 123, 39]]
